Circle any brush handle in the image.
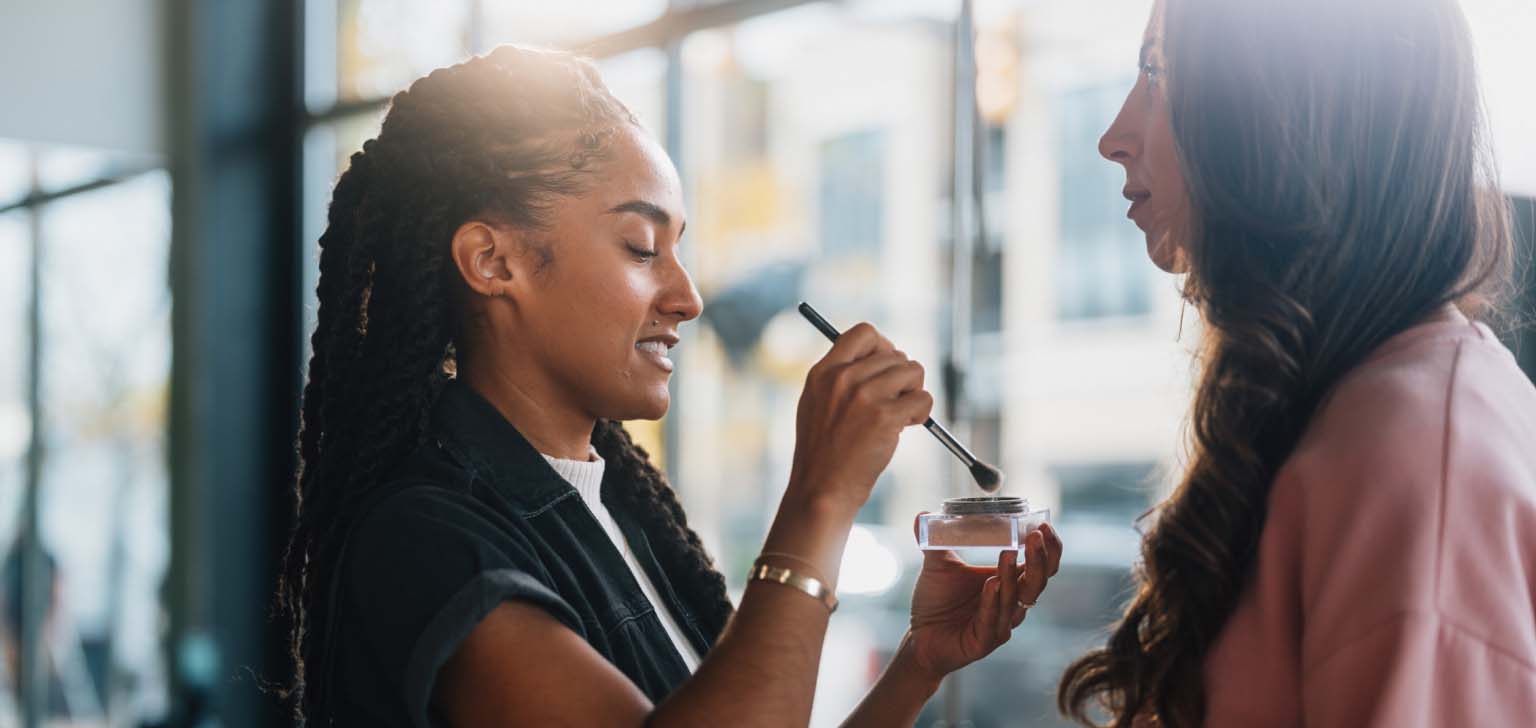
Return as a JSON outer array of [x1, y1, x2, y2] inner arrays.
[[797, 302, 843, 342], [796, 302, 980, 468], [923, 419, 980, 468]]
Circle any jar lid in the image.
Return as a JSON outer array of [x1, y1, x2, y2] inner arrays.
[[941, 496, 1028, 515]]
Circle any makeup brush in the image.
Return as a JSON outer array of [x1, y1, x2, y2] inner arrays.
[[797, 302, 1005, 493]]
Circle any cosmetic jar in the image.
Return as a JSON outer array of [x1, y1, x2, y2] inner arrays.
[[918, 496, 1050, 564]]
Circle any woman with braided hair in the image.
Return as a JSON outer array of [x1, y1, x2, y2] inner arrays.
[[277, 45, 1062, 727]]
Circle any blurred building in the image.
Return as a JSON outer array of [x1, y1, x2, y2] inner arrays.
[[1, 1, 1533, 727], [665, 6, 1190, 724]]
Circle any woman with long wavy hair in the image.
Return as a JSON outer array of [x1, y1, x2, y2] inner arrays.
[[277, 45, 1062, 727], [1059, 0, 1534, 725]]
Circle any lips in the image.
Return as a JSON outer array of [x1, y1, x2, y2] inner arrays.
[[1123, 187, 1152, 227], [635, 334, 678, 373]]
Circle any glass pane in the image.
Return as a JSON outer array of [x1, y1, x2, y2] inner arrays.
[[1054, 82, 1148, 322], [33, 148, 113, 197], [600, 48, 669, 138], [0, 212, 30, 721], [481, 1, 667, 49], [35, 171, 172, 724], [329, 0, 670, 106], [673, 6, 969, 726], [0, 143, 29, 209], [669, 1, 1189, 726], [337, 0, 472, 102], [1462, 0, 1536, 197], [0, 141, 157, 209]]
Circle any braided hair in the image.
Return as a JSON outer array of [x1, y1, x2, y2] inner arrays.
[[276, 45, 733, 724]]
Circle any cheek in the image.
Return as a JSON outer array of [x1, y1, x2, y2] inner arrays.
[[1147, 117, 1192, 227], [1145, 113, 1181, 196], [578, 267, 658, 358]]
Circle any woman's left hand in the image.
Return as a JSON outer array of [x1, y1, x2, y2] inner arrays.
[[900, 518, 1062, 680]]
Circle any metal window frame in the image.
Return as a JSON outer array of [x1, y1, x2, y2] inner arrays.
[[303, 0, 823, 127]]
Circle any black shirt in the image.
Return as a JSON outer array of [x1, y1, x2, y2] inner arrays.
[[323, 381, 716, 727]]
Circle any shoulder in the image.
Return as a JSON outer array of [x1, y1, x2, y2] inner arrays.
[[1271, 320, 1536, 657], [352, 483, 494, 541], [351, 435, 537, 547], [1280, 319, 1535, 507], [343, 480, 538, 581], [337, 436, 549, 602], [331, 486, 582, 728]]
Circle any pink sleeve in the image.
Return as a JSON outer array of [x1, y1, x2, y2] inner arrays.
[[1301, 609, 1536, 726]]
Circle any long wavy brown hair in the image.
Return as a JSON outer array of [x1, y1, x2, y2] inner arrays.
[[1059, 0, 1515, 725]]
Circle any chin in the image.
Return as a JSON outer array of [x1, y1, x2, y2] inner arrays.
[[611, 391, 670, 422], [1145, 230, 1183, 273], [635, 401, 669, 421]]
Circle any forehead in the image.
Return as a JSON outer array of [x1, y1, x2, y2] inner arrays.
[[594, 126, 684, 214], [1143, 0, 1166, 55]]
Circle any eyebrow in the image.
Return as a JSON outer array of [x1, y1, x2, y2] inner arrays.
[[607, 200, 684, 236]]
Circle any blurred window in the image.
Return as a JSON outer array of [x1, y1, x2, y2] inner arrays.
[[1055, 82, 1151, 322], [0, 149, 171, 724], [335, 0, 472, 103], [818, 129, 886, 259], [1052, 462, 1155, 526], [0, 144, 30, 207], [974, 236, 1005, 334]]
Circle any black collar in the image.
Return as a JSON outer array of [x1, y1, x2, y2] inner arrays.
[[428, 379, 578, 514], [426, 379, 715, 653]]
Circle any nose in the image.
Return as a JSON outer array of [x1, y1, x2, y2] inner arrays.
[[1098, 94, 1140, 166], [659, 257, 704, 324]]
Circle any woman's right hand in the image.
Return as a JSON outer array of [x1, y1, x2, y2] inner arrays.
[[903, 522, 1062, 679], [787, 322, 934, 515]]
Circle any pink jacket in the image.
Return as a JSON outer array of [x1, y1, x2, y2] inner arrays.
[[1203, 308, 1536, 726]]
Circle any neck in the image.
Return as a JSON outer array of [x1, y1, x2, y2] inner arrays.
[[459, 349, 596, 461]]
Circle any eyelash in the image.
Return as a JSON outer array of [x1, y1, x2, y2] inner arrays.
[[624, 240, 658, 261], [1142, 63, 1164, 86]]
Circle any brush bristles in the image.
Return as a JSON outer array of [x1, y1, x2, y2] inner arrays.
[[969, 461, 1004, 492]]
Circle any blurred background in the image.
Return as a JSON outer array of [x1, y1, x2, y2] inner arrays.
[[0, 1, 1533, 726]]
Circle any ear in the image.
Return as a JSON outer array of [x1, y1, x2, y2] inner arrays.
[[449, 221, 517, 299]]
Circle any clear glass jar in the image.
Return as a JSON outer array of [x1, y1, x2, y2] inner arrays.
[[918, 496, 1051, 564]]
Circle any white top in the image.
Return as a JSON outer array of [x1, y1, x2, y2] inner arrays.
[[542, 451, 703, 672]]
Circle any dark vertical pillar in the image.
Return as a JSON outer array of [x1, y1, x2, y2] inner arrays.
[[19, 156, 45, 728], [165, 0, 303, 725]]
